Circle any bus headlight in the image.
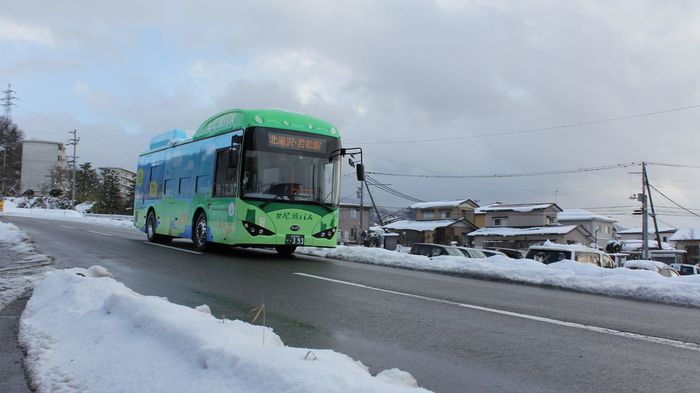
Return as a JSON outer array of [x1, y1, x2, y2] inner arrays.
[[312, 227, 337, 239], [242, 221, 275, 236]]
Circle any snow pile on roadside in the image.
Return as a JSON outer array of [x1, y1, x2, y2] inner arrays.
[[298, 246, 700, 307], [20, 268, 432, 393], [1, 200, 136, 230], [0, 221, 54, 310]]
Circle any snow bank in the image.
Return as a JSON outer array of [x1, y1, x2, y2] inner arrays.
[[20, 268, 432, 393], [1, 201, 136, 231], [0, 221, 54, 310], [298, 246, 700, 307]]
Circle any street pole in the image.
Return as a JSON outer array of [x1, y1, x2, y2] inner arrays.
[[1, 146, 5, 195], [641, 162, 649, 259], [67, 129, 79, 209], [359, 183, 364, 243]]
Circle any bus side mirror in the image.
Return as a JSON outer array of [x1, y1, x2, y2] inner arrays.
[[228, 148, 239, 168], [356, 163, 365, 181]]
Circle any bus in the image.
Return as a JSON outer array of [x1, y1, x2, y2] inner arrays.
[[133, 109, 342, 255]]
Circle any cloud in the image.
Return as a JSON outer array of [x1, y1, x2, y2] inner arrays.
[[0, 15, 55, 45]]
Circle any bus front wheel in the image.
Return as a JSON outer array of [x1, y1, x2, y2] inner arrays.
[[147, 211, 171, 244], [275, 245, 296, 256], [193, 212, 209, 252]]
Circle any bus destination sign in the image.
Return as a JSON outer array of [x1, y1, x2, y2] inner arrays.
[[268, 132, 326, 153]]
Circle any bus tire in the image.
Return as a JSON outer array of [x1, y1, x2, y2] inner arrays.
[[147, 210, 171, 244], [193, 211, 209, 252], [275, 245, 296, 256]]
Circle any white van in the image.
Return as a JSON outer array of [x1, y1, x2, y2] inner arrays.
[[526, 243, 615, 268]]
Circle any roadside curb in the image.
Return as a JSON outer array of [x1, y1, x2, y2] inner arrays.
[[0, 293, 33, 393]]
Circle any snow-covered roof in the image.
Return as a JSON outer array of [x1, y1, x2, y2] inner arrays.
[[617, 226, 677, 234], [409, 199, 473, 209], [383, 219, 459, 232], [528, 240, 600, 253], [669, 228, 700, 241], [557, 209, 616, 223], [475, 202, 560, 214], [468, 225, 578, 237], [620, 240, 677, 252]]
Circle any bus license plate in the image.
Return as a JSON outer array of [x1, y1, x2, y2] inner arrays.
[[285, 234, 305, 245]]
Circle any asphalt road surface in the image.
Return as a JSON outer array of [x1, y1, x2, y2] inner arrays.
[[5, 215, 700, 393]]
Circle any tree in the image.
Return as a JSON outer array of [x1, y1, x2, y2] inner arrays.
[[95, 168, 123, 214], [0, 117, 25, 195], [75, 162, 100, 202]]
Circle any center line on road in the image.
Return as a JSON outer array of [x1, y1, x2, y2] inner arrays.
[[294, 272, 700, 353], [59, 225, 75, 229], [87, 230, 113, 236], [144, 242, 203, 254]]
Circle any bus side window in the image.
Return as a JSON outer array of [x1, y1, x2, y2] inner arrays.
[[147, 164, 164, 199], [214, 149, 237, 197], [196, 175, 211, 195]]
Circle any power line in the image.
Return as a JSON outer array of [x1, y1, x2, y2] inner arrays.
[[647, 183, 700, 219], [368, 162, 641, 179], [365, 175, 424, 203], [2, 84, 17, 120], [346, 104, 700, 145]]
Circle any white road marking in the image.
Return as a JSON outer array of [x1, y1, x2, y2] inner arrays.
[[59, 225, 74, 229], [87, 230, 113, 236], [293, 272, 700, 353], [144, 242, 203, 254]]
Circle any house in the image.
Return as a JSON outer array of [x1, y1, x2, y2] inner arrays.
[[20, 140, 68, 195], [474, 202, 562, 228], [617, 226, 677, 243], [338, 202, 371, 244], [669, 228, 700, 264], [383, 218, 477, 246], [557, 209, 617, 249], [410, 199, 479, 222], [468, 225, 591, 249]]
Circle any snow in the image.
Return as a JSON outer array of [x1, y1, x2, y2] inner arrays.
[[383, 219, 458, 232], [475, 203, 555, 213], [0, 221, 54, 310], [620, 239, 677, 252], [669, 228, 700, 241], [297, 246, 700, 307], [1, 200, 137, 231], [557, 209, 616, 223], [624, 259, 669, 271], [617, 226, 677, 234], [20, 268, 431, 393], [468, 225, 577, 236], [409, 200, 469, 209]]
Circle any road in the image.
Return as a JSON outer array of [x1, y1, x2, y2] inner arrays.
[[5, 215, 700, 393]]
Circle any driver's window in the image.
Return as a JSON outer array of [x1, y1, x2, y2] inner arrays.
[[214, 149, 237, 197]]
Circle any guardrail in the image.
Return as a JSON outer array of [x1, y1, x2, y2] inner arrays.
[[84, 213, 133, 220]]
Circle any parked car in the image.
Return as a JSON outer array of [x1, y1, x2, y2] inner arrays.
[[670, 263, 700, 275], [525, 244, 616, 268], [480, 249, 507, 257], [625, 260, 680, 277], [456, 247, 488, 258], [487, 247, 526, 259], [410, 243, 464, 258]]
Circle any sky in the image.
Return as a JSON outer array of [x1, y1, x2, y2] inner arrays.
[[2, 0, 700, 228]]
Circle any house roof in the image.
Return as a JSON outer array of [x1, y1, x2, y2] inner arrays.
[[557, 209, 616, 223], [617, 226, 677, 235], [409, 199, 477, 209], [468, 225, 578, 237], [619, 239, 677, 251], [669, 228, 700, 241], [383, 219, 461, 232], [475, 202, 561, 214]]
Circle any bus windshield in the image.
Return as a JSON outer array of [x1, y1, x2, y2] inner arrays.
[[241, 127, 341, 207]]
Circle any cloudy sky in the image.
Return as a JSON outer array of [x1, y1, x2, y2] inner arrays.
[[2, 0, 700, 228]]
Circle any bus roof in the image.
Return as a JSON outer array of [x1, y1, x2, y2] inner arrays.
[[193, 108, 340, 141]]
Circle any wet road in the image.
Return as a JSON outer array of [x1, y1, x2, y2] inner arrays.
[[5, 215, 700, 393]]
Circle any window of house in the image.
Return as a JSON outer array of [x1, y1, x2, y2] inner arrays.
[[546, 215, 556, 225], [494, 216, 507, 226], [423, 211, 434, 219], [440, 211, 451, 219], [351, 209, 358, 219]]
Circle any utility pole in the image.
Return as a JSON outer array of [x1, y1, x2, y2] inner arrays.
[[359, 183, 364, 242], [0, 145, 6, 195], [66, 129, 79, 209], [2, 84, 17, 120], [641, 162, 649, 259], [643, 163, 663, 252]]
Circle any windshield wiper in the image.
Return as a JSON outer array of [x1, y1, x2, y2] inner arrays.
[[309, 200, 335, 213], [259, 194, 290, 210]]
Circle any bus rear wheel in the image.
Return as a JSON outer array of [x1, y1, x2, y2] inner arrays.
[[146, 210, 171, 244], [275, 245, 297, 256], [192, 212, 209, 252]]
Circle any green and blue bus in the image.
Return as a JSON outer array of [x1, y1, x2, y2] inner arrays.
[[133, 109, 342, 254]]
